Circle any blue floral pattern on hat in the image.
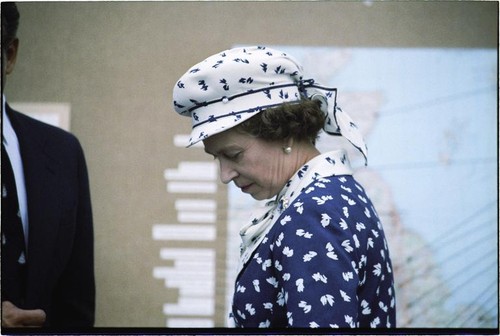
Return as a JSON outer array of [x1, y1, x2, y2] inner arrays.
[[173, 46, 368, 164]]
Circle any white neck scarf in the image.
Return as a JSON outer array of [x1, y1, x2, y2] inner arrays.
[[236, 149, 354, 275]]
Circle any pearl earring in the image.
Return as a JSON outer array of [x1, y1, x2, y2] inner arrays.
[[283, 146, 292, 154]]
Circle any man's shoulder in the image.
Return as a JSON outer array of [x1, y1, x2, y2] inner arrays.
[[8, 107, 86, 164], [9, 107, 80, 146]]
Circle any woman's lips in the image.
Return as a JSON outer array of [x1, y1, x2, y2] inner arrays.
[[241, 183, 253, 193]]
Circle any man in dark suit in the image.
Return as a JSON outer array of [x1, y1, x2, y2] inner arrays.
[[1, 2, 95, 328]]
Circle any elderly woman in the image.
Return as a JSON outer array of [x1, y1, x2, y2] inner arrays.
[[173, 46, 396, 328]]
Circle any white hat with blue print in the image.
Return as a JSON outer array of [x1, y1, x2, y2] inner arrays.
[[173, 46, 368, 164]]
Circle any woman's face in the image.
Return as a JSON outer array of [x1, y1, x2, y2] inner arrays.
[[203, 128, 293, 201]]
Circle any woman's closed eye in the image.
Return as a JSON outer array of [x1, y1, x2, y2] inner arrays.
[[207, 151, 241, 162], [223, 151, 242, 161]]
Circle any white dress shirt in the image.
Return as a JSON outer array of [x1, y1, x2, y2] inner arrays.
[[2, 95, 29, 249]]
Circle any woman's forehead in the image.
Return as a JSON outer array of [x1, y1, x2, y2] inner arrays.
[[203, 129, 249, 152]]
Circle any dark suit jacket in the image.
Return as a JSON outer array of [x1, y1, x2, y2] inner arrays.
[[3, 105, 95, 327]]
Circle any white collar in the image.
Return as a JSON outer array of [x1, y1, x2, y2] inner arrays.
[[2, 95, 16, 147]]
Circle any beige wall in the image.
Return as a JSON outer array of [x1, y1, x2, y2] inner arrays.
[[5, 1, 497, 327]]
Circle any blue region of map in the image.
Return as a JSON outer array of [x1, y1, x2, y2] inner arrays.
[[230, 45, 499, 327]]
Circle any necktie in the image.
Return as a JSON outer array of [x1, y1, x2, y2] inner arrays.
[[1, 143, 27, 306]]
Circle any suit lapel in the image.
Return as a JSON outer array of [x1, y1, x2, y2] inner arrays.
[[6, 106, 62, 308]]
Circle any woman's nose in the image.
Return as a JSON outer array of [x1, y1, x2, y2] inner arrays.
[[219, 160, 238, 184]]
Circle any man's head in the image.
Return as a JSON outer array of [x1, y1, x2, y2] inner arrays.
[[1, 2, 20, 90]]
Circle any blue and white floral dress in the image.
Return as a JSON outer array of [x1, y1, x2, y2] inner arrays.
[[229, 150, 396, 328]]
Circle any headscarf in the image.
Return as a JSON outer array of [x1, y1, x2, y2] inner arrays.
[[173, 46, 368, 164]]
